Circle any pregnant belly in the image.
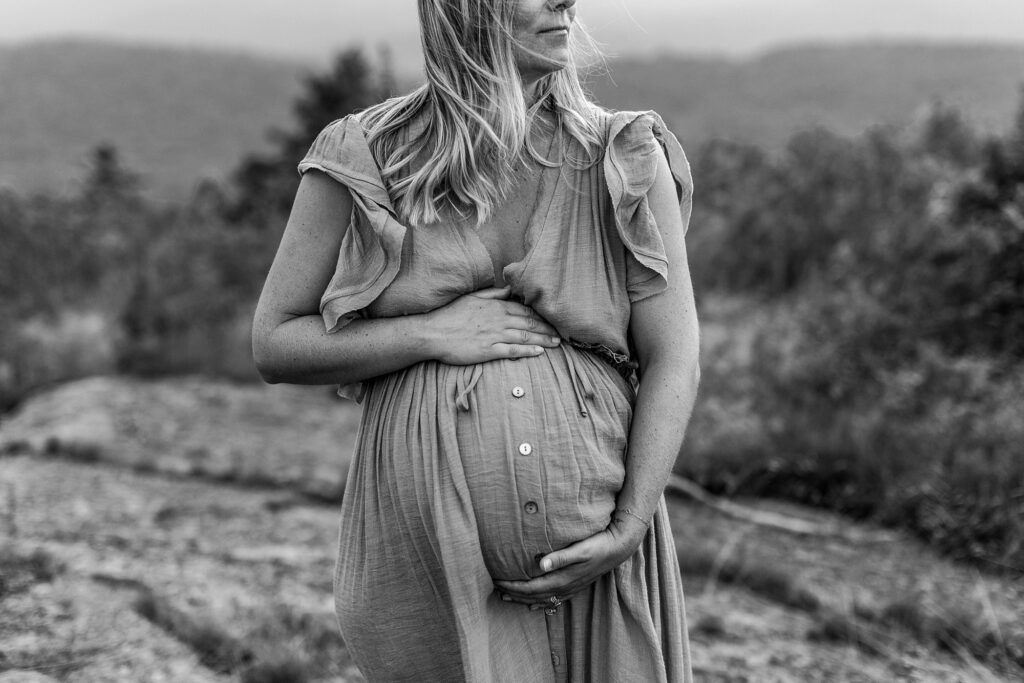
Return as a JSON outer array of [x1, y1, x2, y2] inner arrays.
[[357, 345, 633, 582], [451, 346, 632, 581]]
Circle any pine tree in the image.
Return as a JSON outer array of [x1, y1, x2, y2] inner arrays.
[[228, 48, 392, 226]]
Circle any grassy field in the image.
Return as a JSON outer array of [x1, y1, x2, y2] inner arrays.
[[1, 376, 1022, 681]]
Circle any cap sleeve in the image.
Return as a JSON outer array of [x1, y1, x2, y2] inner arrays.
[[604, 110, 693, 302], [298, 115, 406, 333]]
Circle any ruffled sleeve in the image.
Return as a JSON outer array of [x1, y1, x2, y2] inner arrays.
[[297, 115, 406, 402], [604, 110, 693, 302], [298, 115, 406, 333]]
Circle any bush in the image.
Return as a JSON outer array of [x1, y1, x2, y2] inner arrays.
[[683, 91, 1024, 570], [0, 47, 393, 404], [685, 287, 1024, 569]]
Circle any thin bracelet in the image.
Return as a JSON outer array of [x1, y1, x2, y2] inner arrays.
[[615, 508, 650, 528]]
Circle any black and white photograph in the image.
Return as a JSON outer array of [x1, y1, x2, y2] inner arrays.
[[1, 1, 1023, 681]]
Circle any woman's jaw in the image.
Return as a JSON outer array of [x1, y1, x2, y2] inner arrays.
[[512, 0, 576, 92]]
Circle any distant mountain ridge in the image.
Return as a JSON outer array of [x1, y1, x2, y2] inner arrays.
[[592, 42, 1024, 151], [1, 39, 1022, 198], [0, 40, 305, 198]]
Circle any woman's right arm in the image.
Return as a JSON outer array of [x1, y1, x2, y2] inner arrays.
[[251, 170, 561, 386]]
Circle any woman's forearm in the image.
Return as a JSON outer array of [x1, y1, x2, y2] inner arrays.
[[615, 355, 700, 523], [253, 312, 438, 386], [252, 288, 563, 386]]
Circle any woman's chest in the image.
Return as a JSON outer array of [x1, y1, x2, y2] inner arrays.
[[363, 160, 632, 342], [461, 168, 548, 286], [365, 163, 558, 318]]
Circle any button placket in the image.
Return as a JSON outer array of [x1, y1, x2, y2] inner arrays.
[[507, 369, 550, 551], [546, 600, 569, 677]]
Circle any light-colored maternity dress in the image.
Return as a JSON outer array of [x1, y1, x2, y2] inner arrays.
[[298, 107, 694, 682]]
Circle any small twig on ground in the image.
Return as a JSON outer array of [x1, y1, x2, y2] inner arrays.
[[666, 474, 900, 543]]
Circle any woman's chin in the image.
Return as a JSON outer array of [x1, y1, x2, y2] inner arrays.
[[516, 52, 571, 82]]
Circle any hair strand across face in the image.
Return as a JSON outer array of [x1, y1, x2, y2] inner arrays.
[[358, 0, 606, 226]]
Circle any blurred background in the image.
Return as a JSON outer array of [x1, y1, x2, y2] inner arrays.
[[1, 1, 1023, 681]]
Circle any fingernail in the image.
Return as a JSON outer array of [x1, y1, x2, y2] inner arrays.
[[541, 559, 552, 571], [501, 594, 511, 602], [551, 337, 560, 345]]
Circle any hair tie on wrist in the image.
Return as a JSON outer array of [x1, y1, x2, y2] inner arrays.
[[615, 508, 650, 528]]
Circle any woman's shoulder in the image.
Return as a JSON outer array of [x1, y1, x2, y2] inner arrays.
[[301, 114, 369, 164], [593, 107, 677, 148], [598, 106, 693, 203], [298, 109, 399, 211]]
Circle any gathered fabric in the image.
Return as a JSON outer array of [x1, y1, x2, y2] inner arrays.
[[299, 108, 694, 682]]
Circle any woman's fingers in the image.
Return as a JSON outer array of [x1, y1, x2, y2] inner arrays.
[[501, 327, 561, 348], [495, 569, 590, 604], [494, 530, 639, 606], [492, 343, 546, 359], [504, 309, 560, 339], [430, 288, 563, 364], [537, 543, 587, 573], [468, 290, 561, 340], [495, 555, 592, 600], [490, 323, 561, 360], [496, 571, 582, 599]]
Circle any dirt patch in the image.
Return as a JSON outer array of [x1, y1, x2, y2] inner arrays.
[[0, 376, 360, 501], [1, 377, 1021, 681]]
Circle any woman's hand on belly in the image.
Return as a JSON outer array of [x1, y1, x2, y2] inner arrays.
[[493, 514, 649, 607], [424, 286, 561, 365]]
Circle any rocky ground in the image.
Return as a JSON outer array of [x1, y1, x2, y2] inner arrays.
[[1, 377, 1021, 682]]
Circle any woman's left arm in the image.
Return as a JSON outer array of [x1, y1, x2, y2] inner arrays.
[[609, 145, 701, 533], [495, 147, 700, 605]]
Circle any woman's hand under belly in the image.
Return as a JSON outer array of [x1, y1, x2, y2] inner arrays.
[[452, 346, 632, 582], [494, 512, 649, 607]]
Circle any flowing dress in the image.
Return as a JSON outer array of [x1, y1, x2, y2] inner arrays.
[[298, 107, 694, 682]]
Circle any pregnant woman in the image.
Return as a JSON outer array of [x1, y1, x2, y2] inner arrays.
[[252, 0, 700, 680]]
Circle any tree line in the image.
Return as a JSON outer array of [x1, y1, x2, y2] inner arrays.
[[1, 49, 1021, 570]]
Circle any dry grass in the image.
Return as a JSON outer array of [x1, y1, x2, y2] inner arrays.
[[678, 544, 821, 613], [128, 584, 348, 681], [132, 588, 254, 674], [240, 657, 315, 683], [690, 614, 727, 639], [807, 610, 890, 658], [676, 521, 1024, 678], [805, 589, 1024, 678], [0, 543, 63, 598], [0, 377, 358, 504], [874, 594, 1024, 672]]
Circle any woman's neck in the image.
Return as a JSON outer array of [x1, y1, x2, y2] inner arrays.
[[523, 78, 547, 109]]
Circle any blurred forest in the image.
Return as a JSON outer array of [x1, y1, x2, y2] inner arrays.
[[1, 48, 1022, 574]]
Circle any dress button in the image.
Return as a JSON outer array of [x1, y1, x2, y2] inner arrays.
[[512, 386, 526, 398], [518, 442, 533, 456], [524, 501, 539, 514], [552, 653, 561, 667]]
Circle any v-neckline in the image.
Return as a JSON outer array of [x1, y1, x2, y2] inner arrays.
[[463, 126, 561, 290]]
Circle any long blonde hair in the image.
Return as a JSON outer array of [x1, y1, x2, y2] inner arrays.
[[360, 0, 605, 226]]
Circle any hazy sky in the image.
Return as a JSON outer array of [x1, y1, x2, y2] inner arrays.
[[4, 0, 1024, 70]]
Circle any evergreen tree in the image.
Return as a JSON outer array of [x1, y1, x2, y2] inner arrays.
[[228, 48, 392, 226]]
